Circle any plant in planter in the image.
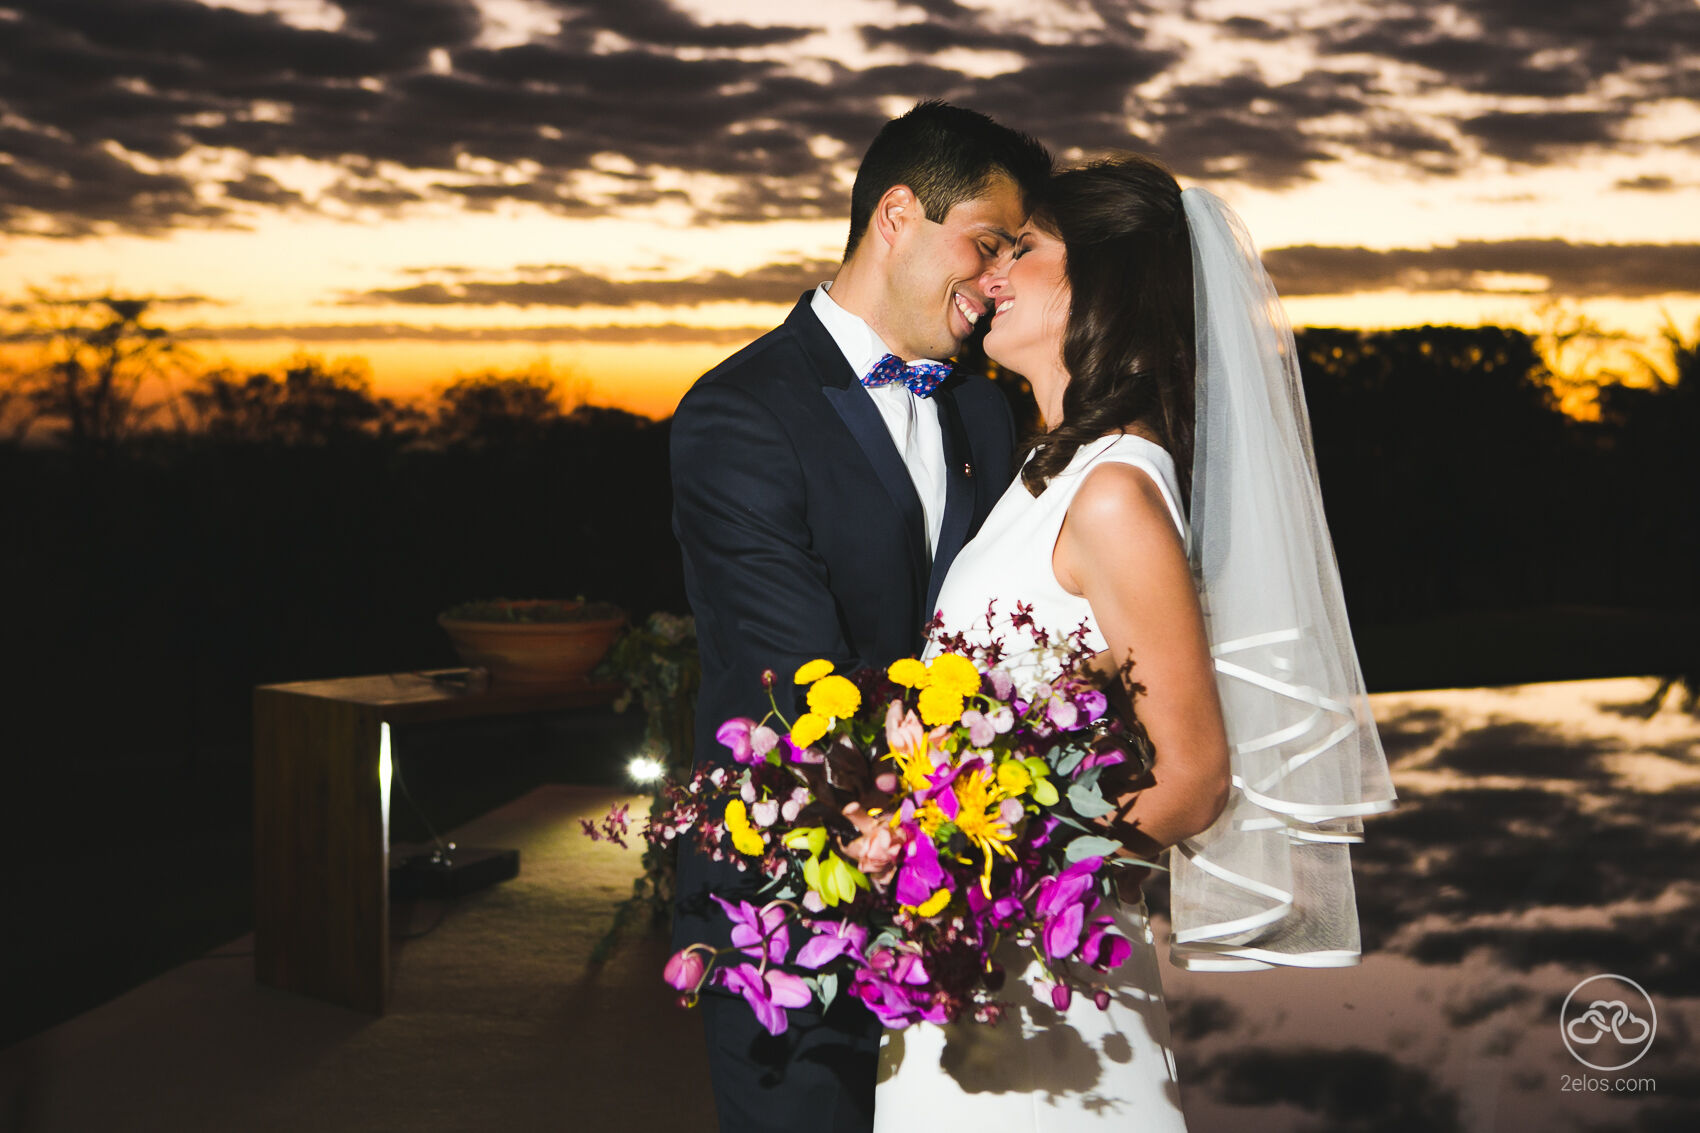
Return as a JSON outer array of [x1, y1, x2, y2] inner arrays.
[[586, 611, 699, 961], [437, 598, 626, 684]]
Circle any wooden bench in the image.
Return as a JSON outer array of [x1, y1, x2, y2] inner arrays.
[[252, 669, 620, 1014]]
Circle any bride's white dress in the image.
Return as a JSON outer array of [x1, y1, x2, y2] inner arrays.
[[874, 433, 1190, 1131]]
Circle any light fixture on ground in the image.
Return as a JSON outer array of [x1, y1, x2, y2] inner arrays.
[[628, 754, 665, 784]]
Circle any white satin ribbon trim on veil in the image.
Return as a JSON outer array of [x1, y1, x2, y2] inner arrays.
[[1167, 187, 1397, 973]]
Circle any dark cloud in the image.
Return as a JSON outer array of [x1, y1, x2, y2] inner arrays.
[[0, 0, 1694, 238], [1263, 240, 1700, 298], [220, 173, 307, 209], [342, 258, 838, 308], [1219, 16, 1290, 43], [1139, 69, 1376, 187], [180, 322, 769, 345], [1616, 175, 1677, 192], [1459, 109, 1631, 164], [1320, 0, 1699, 109], [553, 0, 812, 50]]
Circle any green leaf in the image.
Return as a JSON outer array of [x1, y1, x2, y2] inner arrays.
[[1067, 781, 1116, 819], [1065, 835, 1123, 862], [816, 971, 839, 1013], [1073, 764, 1103, 790], [1054, 745, 1088, 776]]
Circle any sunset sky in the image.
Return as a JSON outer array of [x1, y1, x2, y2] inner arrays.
[[3, 0, 1699, 418]]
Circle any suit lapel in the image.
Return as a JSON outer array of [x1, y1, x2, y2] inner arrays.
[[926, 385, 976, 617], [788, 298, 930, 594]]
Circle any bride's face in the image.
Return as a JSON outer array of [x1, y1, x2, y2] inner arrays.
[[982, 224, 1069, 381]]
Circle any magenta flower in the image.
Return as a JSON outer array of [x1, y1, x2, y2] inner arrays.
[[1043, 900, 1086, 960], [1035, 857, 1101, 918], [1080, 747, 1128, 771], [718, 963, 812, 1036], [716, 717, 759, 764], [1036, 856, 1102, 961], [894, 825, 949, 907], [1075, 689, 1108, 724], [783, 735, 823, 764], [850, 951, 948, 1029], [711, 894, 791, 963], [1051, 983, 1073, 1011], [663, 948, 707, 991], [1080, 916, 1132, 971], [750, 724, 779, 757], [795, 919, 870, 969]]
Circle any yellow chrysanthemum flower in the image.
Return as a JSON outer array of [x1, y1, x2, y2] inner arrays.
[[927, 653, 981, 697], [917, 684, 965, 727], [887, 658, 931, 689], [953, 765, 1019, 896], [903, 888, 952, 917], [790, 712, 829, 749], [806, 674, 862, 719], [723, 799, 766, 857], [794, 659, 834, 684]]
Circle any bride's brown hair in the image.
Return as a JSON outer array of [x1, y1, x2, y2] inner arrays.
[[1019, 154, 1195, 505]]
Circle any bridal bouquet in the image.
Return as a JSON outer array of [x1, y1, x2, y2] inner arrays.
[[620, 608, 1154, 1035]]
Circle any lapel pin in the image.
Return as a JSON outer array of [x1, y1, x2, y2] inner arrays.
[[963, 463, 974, 478]]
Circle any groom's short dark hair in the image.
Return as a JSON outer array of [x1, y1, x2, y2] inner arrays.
[[844, 101, 1051, 258]]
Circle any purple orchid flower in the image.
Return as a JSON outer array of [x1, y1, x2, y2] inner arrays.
[[1043, 901, 1087, 961], [718, 962, 812, 1036], [1074, 688, 1108, 724], [795, 919, 870, 969], [1080, 748, 1128, 772], [1035, 856, 1103, 961], [716, 717, 759, 764], [1035, 857, 1102, 918], [850, 957, 949, 1029], [894, 825, 950, 907], [1025, 815, 1059, 851], [663, 948, 706, 991], [783, 734, 824, 764], [1080, 916, 1133, 971], [710, 894, 790, 963]]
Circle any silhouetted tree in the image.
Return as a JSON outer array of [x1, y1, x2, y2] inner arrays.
[[184, 354, 423, 445], [10, 290, 190, 449], [432, 367, 564, 449]]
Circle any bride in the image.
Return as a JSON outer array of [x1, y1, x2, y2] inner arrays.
[[872, 155, 1397, 1128]]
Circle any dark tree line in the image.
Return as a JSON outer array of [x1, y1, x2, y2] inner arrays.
[[2, 301, 1696, 766]]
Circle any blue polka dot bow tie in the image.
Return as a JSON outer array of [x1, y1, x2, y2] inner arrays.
[[862, 353, 952, 399]]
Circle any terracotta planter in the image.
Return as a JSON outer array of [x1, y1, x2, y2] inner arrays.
[[437, 600, 626, 685]]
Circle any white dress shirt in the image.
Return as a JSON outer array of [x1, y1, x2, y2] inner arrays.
[[811, 283, 948, 559]]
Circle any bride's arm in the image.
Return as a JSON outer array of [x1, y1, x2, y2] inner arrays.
[[1053, 463, 1232, 861]]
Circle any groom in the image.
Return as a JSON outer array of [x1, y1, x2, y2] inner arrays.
[[670, 101, 1051, 1131]]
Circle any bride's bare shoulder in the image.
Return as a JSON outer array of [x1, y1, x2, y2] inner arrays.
[[1067, 460, 1177, 546]]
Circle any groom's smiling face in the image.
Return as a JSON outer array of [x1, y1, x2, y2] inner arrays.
[[886, 176, 1026, 362]]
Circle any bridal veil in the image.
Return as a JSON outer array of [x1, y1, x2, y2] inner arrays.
[[1168, 187, 1398, 971]]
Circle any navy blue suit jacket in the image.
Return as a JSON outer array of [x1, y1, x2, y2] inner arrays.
[[669, 293, 1018, 950]]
